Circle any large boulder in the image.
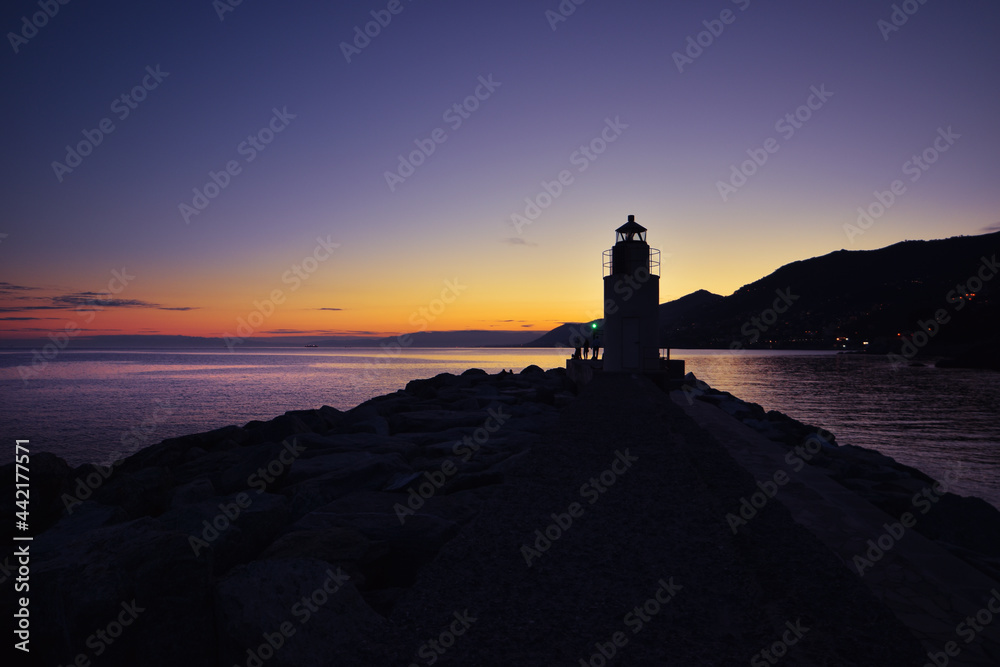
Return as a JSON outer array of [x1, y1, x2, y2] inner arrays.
[[291, 432, 417, 458], [404, 372, 457, 398], [31, 517, 215, 667], [388, 409, 487, 434], [124, 424, 247, 470], [215, 558, 385, 667], [285, 453, 411, 518], [260, 526, 370, 566], [242, 411, 321, 446], [290, 490, 485, 585], [213, 442, 299, 495], [91, 465, 174, 519], [158, 492, 291, 575]]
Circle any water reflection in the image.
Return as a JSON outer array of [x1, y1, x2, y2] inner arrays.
[[0, 348, 571, 469], [680, 351, 1000, 509]]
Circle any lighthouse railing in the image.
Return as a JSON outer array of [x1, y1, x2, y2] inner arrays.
[[603, 248, 660, 277]]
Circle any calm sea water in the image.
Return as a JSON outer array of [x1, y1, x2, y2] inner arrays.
[[1, 348, 997, 508]]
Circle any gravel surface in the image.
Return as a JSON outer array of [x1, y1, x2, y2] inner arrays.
[[373, 373, 926, 666]]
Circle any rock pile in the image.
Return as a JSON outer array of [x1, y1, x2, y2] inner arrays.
[[7, 366, 998, 665], [3, 366, 572, 666]]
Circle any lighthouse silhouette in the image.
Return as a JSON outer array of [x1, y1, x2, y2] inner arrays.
[[601, 214, 661, 372], [566, 214, 683, 386]]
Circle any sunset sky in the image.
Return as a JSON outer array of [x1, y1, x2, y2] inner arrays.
[[2, 0, 999, 341]]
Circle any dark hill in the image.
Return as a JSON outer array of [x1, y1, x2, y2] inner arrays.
[[657, 288, 724, 332], [668, 231, 1000, 351], [528, 231, 1000, 355], [523, 320, 601, 348]]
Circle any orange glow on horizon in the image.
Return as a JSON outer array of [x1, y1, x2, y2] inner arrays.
[[4, 210, 983, 341]]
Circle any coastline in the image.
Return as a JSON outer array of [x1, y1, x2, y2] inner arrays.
[[6, 367, 1000, 665]]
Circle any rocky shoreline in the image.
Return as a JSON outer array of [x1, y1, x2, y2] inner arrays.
[[7, 367, 570, 666], [5, 367, 1000, 665], [680, 376, 1000, 584]]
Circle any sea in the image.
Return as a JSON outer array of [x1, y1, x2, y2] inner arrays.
[[1, 348, 998, 509]]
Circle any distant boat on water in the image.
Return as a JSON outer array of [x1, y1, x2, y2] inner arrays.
[[304, 344, 318, 347]]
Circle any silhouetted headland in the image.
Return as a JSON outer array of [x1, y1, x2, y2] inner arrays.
[[527, 230, 1000, 367]]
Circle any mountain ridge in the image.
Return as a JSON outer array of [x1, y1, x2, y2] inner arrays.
[[526, 231, 1000, 354]]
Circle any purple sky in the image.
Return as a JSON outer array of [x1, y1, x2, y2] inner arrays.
[[2, 0, 999, 338]]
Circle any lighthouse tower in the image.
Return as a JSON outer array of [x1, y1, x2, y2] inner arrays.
[[602, 214, 661, 373]]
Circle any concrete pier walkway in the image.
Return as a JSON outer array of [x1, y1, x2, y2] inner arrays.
[[381, 374, 931, 665], [673, 388, 1000, 666]]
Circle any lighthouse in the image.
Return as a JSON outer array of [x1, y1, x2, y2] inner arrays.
[[601, 214, 661, 373]]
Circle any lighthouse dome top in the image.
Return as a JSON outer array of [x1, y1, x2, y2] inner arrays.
[[615, 214, 647, 243]]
